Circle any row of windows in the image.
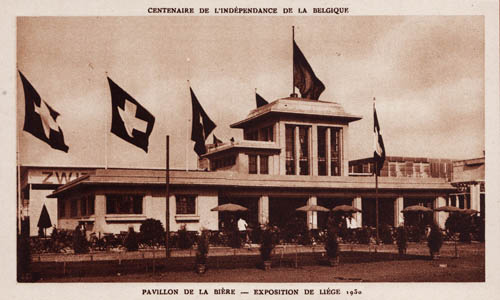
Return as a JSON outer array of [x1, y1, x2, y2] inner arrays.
[[58, 195, 95, 218], [210, 155, 236, 171], [248, 154, 269, 174], [244, 126, 274, 142], [58, 194, 198, 218]]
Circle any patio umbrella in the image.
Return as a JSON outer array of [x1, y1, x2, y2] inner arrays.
[[433, 206, 463, 213], [210, 203, 248, 212], [332, 205, 362, 213], [296, 204, 330, 212], [401, 205, 433, 213], [37, 204, 52, 237]]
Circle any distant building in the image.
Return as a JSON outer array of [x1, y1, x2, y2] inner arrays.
[[349, 156, 453, 181], [450, 157, 485, 217]]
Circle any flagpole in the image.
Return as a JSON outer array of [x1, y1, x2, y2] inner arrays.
[[374, 98, 380, 245], [104, 71, 109, 169], [186, 80, 191, 171], [165, 135, 170, 258], [292, 26, 296, 96], [17, 149, 22, 235]]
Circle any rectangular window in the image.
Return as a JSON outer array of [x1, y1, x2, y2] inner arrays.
[[249, 154, 257, 174], [330, 128, 341, 176], [88, 195, 95, 215], [260, 155, 269, 174], [244, 130, 258, 141], [176, 195, 196, 215], [422, 163, 431, 178], [317, 127, 327, 176], [405, 162, 413, 177], [58, 199, 66, 218], [299, 126, 310, 175], [80, 197, 87, 216], [414, 164, 421, 177], [70, 198, 78, 217], [389, 162, 397, 177], [397, 162, 405, 177], [106, 195, 143, 214], [285, 125, 296, 175]]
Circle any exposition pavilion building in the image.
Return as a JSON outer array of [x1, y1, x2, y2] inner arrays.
[[40, 96, 461, 236]]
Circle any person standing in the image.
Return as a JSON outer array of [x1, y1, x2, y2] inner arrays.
[[238, 217, 249, 245]]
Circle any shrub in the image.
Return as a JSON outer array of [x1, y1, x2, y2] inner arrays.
[[406, 225, 422, 242], [124, 227, 139, 251], [325, 225, 339, 259], [356, 226, 372, 244], [140, 218, 165, 247], [427, 223, 443, 258], [259, 226, 276, 261], [196, 229, 210, 265], [396, 226, 408, 253], [177, 225, 194, 249], [380, 224, 394, 244], [72, 226, 89, 254]]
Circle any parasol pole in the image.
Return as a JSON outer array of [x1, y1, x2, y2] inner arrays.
[[374, 98, 380, 245], [165, 135, 170, 258], [375, 160, 380, 245]]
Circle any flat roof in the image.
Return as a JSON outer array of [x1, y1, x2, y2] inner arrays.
[[230, 97, 362, 129], [49, 168, 455, 198]]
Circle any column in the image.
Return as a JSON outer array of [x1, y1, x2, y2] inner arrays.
[[353, 196, 362, 227], [310, 126, 317, 176], [307, 196, 318, 230], [294, 126, 300, 175], [341, 127, 348, 176], [279, 122, 286, 175], [326, 127, 331, 176], [256, 155, 260, 174], [93, 194, 106, 235], [470, 184, 480, 211], [258, 195, 269, 225], [394, 196, 404, 227], [434, 196, 447, 229]]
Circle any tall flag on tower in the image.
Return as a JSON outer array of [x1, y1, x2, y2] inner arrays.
[[293, 41, 325, 100], [107, 77, 155, 153], [256, 92, 269, 108], [373, 102, 386, 176], [190, 87, 216, 156], [19, 71, 69, 152]]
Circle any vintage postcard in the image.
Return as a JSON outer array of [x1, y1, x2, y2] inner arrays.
[[2, 0, 499, 299]]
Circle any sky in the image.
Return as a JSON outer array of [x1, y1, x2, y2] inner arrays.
[[16, 16, 485, 170]]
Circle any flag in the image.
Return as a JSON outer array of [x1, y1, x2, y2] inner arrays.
[[19, 71, 69, 152], [108, 77, 155, 152], [256, 92, 268, 108], [213, 135, 223, 146], [373, 106, 386, 176], [293, 41, 325, 100], [190, 87, 216, 156]]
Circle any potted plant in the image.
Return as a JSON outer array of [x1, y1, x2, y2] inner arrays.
[[259, 226, 275, 270], [124, 226, 139, 251], [325, 225, 340, 266], [396, 226, 408, 256], [195, 229, 210, 274], [427, 223, 443, 260]]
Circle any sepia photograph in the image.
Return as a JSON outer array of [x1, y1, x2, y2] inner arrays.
[[6, 1, 500, 298]]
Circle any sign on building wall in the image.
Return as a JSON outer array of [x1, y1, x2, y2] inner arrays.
[[27, 169, 92, 185]]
